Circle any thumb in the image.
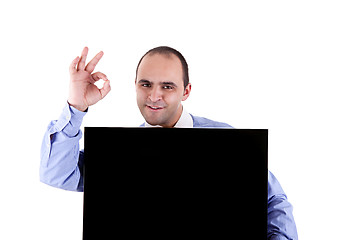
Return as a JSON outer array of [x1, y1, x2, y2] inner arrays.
[[99, 80, 111, 99]]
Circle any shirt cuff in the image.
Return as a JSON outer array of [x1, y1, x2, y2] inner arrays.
[[50, 103, 87, 137]]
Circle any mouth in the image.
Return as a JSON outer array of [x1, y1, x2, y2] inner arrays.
[[147, 105, 164, 111]]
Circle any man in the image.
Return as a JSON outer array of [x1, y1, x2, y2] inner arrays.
[[40, 46, 298, 239]]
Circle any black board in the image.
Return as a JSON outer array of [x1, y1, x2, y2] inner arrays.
[[83, 128, 268, 239]]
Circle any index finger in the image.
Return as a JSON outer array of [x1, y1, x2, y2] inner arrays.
[[85, 51, 104, 73]]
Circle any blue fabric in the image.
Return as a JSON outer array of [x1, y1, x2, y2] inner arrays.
[[191, 114, 233, 128], [40, 103, 298, 239]]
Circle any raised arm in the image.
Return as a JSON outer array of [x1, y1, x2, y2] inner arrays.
[[40, 47, 110, 191]]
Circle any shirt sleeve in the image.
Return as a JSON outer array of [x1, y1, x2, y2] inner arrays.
[[39, 103, 87, 192], [267, 171, 298, 240]]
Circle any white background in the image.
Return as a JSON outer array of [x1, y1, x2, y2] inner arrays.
[[1, 0, 359, 239]]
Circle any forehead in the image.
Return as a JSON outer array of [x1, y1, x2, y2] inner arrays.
[[137, 53, 183, 83]]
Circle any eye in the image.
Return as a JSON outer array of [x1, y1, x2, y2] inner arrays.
[[141, 83, 151, 88], [163, 85, 173, 90]]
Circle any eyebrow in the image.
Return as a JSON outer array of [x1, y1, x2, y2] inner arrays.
[[162, 81, 177, 87], [138, 79, 151, 84]]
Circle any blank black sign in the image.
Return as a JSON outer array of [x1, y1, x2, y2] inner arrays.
[[83, 128, 268, 239]]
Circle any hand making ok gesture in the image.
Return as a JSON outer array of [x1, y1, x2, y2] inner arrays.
[[68, 47, 111, 112]]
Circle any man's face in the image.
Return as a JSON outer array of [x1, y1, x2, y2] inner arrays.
[[135, 53, 191, 127]]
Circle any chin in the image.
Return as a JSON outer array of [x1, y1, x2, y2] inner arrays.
[[145, 118, 165, 126], [141, 107, 176, 127], [143, 114, 161, 125], [146, 114, 174, 127]]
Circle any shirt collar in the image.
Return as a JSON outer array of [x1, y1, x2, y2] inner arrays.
[[144, 107, 193, 128]]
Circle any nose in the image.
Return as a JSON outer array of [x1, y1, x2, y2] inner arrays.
[[149, 86, 162, 102]]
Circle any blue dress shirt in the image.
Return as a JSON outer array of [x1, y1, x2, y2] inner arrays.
[[40, 103, 298, 240]]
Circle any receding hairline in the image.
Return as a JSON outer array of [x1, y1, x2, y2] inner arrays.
[[136, 51, 180, 76], [135, 46, 190, 89], [141, 51, 180, 63]]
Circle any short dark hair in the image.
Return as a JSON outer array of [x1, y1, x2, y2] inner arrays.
[[135, 46, 189, 89]]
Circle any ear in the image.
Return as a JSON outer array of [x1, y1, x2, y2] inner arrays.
[[182, 83, 192, 101]]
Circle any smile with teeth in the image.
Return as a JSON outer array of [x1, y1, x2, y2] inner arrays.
[[147, 106, 164, 110]]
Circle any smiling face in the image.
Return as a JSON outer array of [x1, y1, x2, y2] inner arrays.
[[135, 53, 191, 128]]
